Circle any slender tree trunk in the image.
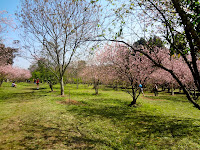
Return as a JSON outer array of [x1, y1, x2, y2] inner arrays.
[[171, 83, 174, 95], [115, 83, 118, 91], [76, 80, 79, 89], [60, 77, 64, 96], [162, 86, 164, 91], [95, 87, 98, 95], [49, 83, 53, 91], [0, 79, 3, 87], [168, 87, 170, 93], [94, 79, 99, 95], [129, 85, 137, 106]]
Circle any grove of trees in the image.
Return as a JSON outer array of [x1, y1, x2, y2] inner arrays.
[[1, 0, 200, 110], [90, 0, 200, 109]]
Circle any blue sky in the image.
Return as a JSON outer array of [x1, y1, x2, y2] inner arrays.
[[0, 0, 20, 13], [0, 0, 20, 41], [0, 0, 31, 69], [0, 0, 145, 69]]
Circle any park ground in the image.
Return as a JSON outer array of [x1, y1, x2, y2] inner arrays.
[[0, 82, 200, 149]]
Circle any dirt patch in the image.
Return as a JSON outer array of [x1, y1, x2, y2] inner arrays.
[[57, 99, 82, 105]]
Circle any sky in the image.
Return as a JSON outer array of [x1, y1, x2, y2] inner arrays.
[[0, 0, 31, 69], [0, 0, 146, 69]]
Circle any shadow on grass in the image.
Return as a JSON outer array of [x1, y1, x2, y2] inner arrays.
[[18, 124, 69, 149], [0, 90, 48, 103], [68, 103, 200, 148], [65, 90, 103, 97], [14, 122, 114, 149], [31, 87, 47, 90], [145, 95, 188, 103]]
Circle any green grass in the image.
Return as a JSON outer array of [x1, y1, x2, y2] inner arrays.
[[0, 82, 200, 149]]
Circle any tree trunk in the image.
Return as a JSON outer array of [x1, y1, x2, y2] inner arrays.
[[0, 79, 3, 87], [162, 86, 164, 91], [129, 97, 137, 106], [179, 87, 182, 93], [171, 83, 174, 95], [182, 86, 200, 110], [95, 87, 98, 95], [115, 83, 118, 91], [49, 83, 53, 91], [94, 79, 99, 95], [76, 80, 79, 89], [60, 77, 64, 96], [168, 87, 170, 93], [129, 84, 137, 106]]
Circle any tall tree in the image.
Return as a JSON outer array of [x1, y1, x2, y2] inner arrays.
[[17, 0, 100, 95]]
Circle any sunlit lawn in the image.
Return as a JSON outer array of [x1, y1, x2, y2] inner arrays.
[[0, 82, 200, 149]]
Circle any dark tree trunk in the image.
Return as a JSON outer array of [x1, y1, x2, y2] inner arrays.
[[171, 83, 174, 95], [0, 79, 3, 87], [76, 80, 79, 89], [94, 79, 99, 95], [179, 87, 182, 93], [168, 87, 170, 93], [60, 77, 64, 96], [49, 83, 53, 91], [129, 96, 137, 106], [128, 84, 138, 106], [162, 86, 165, 91]]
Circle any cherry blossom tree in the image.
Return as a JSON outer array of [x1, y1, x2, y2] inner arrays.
[[0, 65, 31, 86], [80, 64, 102, 95], [0, 65, 11, 86], [67, 60, 86, 89], [97, 43, 155, 105], [149, 51, 200, 96], [8, 67, 32, 81], [93, 0, 200, 109]]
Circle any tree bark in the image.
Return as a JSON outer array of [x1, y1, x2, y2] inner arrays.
[[179, 87, 182, 93], [94, 79, 99, 95], [129, 97, 137, 106], [128, 84, 137, 106], [60, 77, 64, 96], [76, 80, 79, 89], [49, 83, 53, 92], [171, 83, 174, 95], [0, 79, 3, 87]]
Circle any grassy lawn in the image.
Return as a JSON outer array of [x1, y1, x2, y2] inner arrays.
[[0, 82, 200, 149]]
